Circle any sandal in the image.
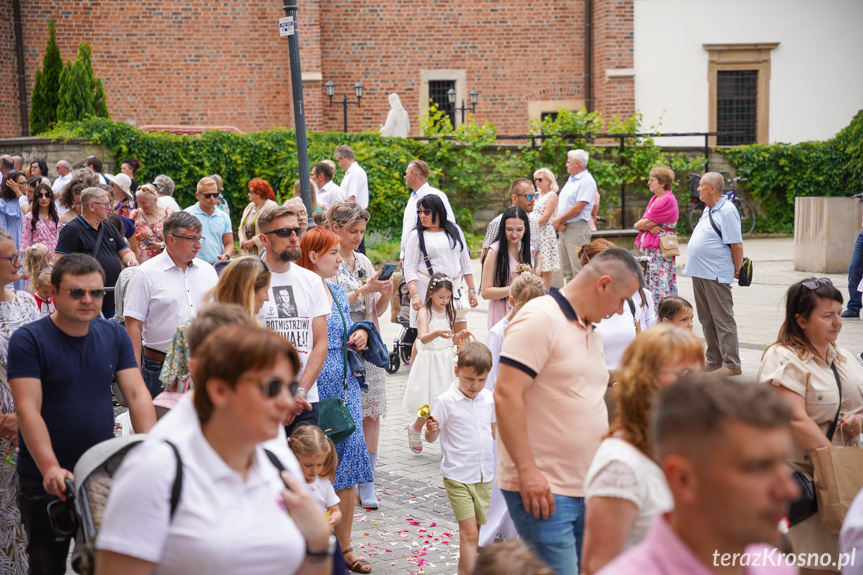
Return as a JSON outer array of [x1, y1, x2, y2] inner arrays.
[[406, 425, 422, 453], [343, 547, 372, 573]]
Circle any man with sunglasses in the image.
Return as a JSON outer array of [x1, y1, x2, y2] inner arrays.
[[480, 178, 540, 263], [553, 149, 597, 283], [183, 176, 234, 265], [56, 187, 139, 318], [256, 206, 330, 434], [124, 212, 219, 398], [9, 254, 156, 574]]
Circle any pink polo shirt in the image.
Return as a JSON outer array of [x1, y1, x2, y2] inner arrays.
[[597, 514, 797, 575]]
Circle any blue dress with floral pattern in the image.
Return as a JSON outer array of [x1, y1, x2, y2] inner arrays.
[[317, 282, 373, 490]]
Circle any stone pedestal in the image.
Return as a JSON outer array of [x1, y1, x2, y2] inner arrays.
[[794, 197, 863, 273]]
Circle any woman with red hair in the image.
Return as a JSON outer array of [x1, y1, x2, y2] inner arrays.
[[239, 177, 278, 255], [298, 226, 374, 574]]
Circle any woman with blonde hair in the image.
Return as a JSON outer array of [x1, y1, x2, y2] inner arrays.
[[581, 324, 704, 574], [327, 200, 393, 510], [130, 183, 172, 263], [634, 165, 679, 300], [159, 257, 271, 395], [532, 167, 561, 290]]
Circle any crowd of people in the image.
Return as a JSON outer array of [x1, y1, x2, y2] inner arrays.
[[0, 147, 861, 575]]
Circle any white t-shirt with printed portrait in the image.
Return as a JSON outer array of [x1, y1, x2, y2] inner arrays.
[[257, 263, 330, 402]]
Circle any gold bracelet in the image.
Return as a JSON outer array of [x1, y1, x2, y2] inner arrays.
[[354, 288, 363, 300]]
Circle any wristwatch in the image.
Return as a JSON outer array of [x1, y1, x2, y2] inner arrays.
[[296, 387, 307, 399], [306, 534, 337, 563], [354, 288, 363, 300]]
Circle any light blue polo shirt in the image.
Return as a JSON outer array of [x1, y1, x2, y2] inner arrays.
[[183, 203, 233, 264], [684, 196, 743, 284], [557, 171, 597, 223]]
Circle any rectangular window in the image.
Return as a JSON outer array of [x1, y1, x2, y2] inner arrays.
[[716, 70, 758, 145], [428, 80, 456, 128]]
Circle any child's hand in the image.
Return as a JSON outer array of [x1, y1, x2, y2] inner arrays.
[[327, 509, 342, 528], [425, 415, 439, 434], [454, 329, 470, 344]]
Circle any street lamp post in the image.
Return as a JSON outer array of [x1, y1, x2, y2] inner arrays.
[[325, 80, 364, 132], [447, 88, 479, 125], [281, 0, 313, 226]]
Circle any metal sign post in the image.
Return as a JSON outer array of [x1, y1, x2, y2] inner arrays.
[[280, 1, 313, 227]]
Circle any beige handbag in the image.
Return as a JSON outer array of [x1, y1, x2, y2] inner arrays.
[[659, 234, 680, 258]]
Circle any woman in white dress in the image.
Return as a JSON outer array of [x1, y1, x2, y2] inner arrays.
[[404, 194, 477, 334], [0, 228, 40, 575], [581, 325, 705, 574], [532, 168, 560, 291]]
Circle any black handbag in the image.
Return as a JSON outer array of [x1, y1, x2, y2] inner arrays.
[[318, 284, 356, 444], [708, 208, 753, 286], [787, 363, 843, 527]]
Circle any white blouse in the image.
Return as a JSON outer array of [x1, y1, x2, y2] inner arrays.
[[584, 437, 673, 552], [403, 228, 472, 284], [596, 289, 657, 372]]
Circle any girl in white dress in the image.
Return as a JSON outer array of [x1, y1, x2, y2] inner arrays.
[[402, 274, 467, 453]]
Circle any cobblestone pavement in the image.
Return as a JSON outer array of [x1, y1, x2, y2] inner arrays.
[[102, 238, 862, 575]]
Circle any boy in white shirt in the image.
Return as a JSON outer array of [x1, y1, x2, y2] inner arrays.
[[425, 342, 495, 575]]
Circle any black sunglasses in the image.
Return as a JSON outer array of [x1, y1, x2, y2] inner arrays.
[[199, 192, 219, 199], [67, 288, 107, 300], [801, 278, 832, 290], [35, 192, 52, 199], [265, 227, 302, 238], [259, 378, 299, 398], [416, 209, 432, 217]]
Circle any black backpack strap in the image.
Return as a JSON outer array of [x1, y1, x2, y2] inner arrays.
[[264, 448, 286, 472], [163, 440, 183, 518], [707, 208, 727, 246]]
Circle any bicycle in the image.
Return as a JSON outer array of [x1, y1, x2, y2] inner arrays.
[[687, 173, 756, 234]]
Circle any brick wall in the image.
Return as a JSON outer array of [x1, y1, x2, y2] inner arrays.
[[591, 0, 635, 118], [1, 2, 22, 138], [3, 1, 635, 138]]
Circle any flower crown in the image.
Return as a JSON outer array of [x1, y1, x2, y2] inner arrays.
[[428, 275, 453, 291]]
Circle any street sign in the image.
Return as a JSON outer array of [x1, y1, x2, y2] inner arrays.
[[279, 16, 295, 37]]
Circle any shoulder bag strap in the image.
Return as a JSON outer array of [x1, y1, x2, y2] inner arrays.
[[163, 440, 183, 518], [325, 282, 349, 393], [826, 363, 844, 442], [706, 208, 726, 246], [418, 230, 435, 276], [83, 216, 106, 258], [263, 448, 286, 472]]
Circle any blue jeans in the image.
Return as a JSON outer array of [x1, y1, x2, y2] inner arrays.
[[502, 489, 585, 575], [141, 355, 164, 399], [847, 230, 863, 314]]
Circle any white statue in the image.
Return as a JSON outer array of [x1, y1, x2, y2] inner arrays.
[[379, 93, 410, 138]]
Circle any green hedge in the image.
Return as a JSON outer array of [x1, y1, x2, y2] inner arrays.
[[43, 110, 706, 233], [720, 109, 863, 233]]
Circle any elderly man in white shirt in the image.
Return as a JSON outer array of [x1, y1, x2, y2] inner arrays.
[[400, 160, 455, 262], [553, 149, 597, 282], [124, 211, 219, 398], [312, 161, 345, 211]]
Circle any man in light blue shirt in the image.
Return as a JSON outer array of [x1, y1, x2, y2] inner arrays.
[[553, 149, 596, 282], [183, 176, 234, 264], [684, 172, 744, 375]]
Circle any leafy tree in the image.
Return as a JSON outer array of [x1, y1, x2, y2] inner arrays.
[[29, 20, 63, 135]]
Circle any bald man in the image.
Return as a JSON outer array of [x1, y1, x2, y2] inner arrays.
[[684, 172, 744, 376]]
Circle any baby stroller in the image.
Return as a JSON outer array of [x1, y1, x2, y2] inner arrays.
[[66, 435, 183, 574], [385, 280, 417, 374]]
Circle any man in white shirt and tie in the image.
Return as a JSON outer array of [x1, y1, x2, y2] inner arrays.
[[400, 160, 455, 264], [312, 161, 345, 211]]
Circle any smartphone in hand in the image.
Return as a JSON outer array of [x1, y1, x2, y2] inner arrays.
[[378, 263, 397, 281]]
